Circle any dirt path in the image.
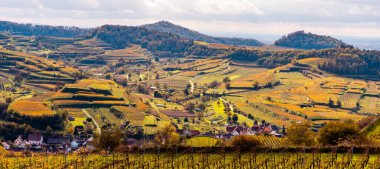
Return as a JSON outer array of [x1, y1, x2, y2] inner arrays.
[[82, 109, 101, 135]]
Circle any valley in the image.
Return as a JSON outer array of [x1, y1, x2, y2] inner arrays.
[[0, 19, 379, 168]]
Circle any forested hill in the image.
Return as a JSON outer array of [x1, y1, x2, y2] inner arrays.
[[143, 21, 264, 47], [274, 31, 348, 50], [88, 25, 194, 57], [0, 21, 89, 37]]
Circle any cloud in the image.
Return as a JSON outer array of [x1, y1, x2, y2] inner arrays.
[[0, 0, 379, 37]]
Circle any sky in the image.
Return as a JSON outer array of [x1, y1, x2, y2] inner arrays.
[[0, 0, 380, 40]]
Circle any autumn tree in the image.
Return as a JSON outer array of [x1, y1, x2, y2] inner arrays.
[[223, 77, 231, 83], [185, 102, 196, 112], [286, 122, 315, 147], [155, 125, 180, 148], [208, 80, 219, 88], [96, 127, 123, 152], [317, 121, 362, 146]]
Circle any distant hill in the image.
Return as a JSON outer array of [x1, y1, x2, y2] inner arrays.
[[88, 25, 193, 57], [0, 20, 89, 37], [143, 21, 264, 47], [274, 31, 348, 50]]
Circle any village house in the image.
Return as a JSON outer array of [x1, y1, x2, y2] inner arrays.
[[71, 141, 79, 149], [224, 124, 283, 137], [13, 135, 30, 149], [13, 135, 23, 147], [1, 142, 10, 150], [27, 134, 43, 146], [47, 137, 70, 151]]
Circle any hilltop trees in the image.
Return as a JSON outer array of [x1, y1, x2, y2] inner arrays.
[[275, 30, 346, 50], [0, 20, 88, 37], [89, 25, 193, 57]]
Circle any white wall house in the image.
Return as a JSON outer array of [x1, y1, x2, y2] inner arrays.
[[28, 134, 43, 146]]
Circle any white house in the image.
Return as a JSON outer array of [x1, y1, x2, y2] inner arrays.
[[27, 134, 43, 146], [13, 135, 23, 147], [71, 141, 79, 149], [19, 140, 30, 149]]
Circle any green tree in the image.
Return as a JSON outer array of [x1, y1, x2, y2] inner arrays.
[[232, 114, 239, 124], [337, 100, 342, 108], [45, 126, 53, 135], [105, 74, 112, 80], [328, 98, 334, 107]]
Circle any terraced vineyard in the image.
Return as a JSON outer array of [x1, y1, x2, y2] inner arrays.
[[51, 79, 130, 108], [0, 48, 79, 91], [339, 93, 362, 109], [359, 97, 380, 114]]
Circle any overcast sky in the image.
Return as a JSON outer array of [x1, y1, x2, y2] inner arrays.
[[0, 0, 380, 39]]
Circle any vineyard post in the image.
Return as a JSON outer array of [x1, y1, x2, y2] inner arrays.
[[312, 149, 315, 169], [319, 148, 321, 169], [223, 147, 226, 169], [112, 152, 115, 169], [191, 147, 194, 169], [171, 148, 174, 169]]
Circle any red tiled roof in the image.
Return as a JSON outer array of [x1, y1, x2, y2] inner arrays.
[[190, 130, 201, 136]]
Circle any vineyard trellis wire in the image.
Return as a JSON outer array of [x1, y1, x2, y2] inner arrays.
[[2, 147, 380, 169]]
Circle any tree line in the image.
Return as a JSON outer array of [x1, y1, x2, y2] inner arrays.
[[228, 47, 380, 75], [0, 20, 89, 37]]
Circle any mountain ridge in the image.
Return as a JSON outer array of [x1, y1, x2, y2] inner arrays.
[[143, 21, 265, 47]]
